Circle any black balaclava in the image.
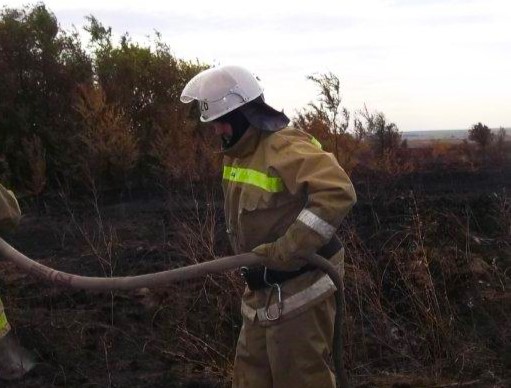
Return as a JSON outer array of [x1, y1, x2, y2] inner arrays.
[[215, 108, 250, 149]]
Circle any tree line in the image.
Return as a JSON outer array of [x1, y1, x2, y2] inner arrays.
[[1, 4, 508, 198], [0, 4, 215, 196]]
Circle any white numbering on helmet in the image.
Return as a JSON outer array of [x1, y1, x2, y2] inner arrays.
[[180, 65, 263, 122]]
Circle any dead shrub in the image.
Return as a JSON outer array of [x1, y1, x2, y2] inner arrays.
[[338, 188, 511, 381], [149, 108, 221, 186], [21, 134, 47, 196], [158, 185, 243, 378], [74, 84, 140, 189]]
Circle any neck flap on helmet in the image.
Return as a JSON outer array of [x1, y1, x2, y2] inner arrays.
[[239, 96, 290, 132]]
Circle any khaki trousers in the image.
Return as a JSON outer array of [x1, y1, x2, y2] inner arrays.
[[232, 294, 336, 388]]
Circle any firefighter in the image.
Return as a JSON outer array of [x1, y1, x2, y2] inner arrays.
[[181, 65, 356, 388], [0, 183, 35, 380]]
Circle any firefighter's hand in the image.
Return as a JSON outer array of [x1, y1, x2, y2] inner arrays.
[[252, 243, 305, 271]]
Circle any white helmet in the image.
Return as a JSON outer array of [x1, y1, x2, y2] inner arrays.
[[180, 65, 263, 122]]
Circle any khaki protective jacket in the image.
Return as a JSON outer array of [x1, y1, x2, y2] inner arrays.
[[0, 183, 21, 338], [222, 126, 356, 325]]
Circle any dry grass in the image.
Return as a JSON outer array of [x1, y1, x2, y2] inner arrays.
[[2, 177, 509, 387], [341, 189, 510, 386], [148, 183, 511, 385]]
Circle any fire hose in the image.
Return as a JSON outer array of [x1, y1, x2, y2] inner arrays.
[[0, 237, 349, 387]]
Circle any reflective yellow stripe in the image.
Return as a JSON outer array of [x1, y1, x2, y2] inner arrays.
[[0, 311, 8, 332], [311, 137, 322, 149], [223, 166, 284, 192], [0, 297, 9, 336]]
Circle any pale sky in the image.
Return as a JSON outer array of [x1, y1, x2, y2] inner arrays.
[[3, 0, 511, 131]]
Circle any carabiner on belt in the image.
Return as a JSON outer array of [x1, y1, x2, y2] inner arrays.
[[263, 267, 283, 321]]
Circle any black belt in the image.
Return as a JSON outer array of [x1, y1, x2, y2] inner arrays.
[[241, 235, 343, 291]]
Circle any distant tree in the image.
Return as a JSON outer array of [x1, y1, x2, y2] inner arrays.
[[0, 4, 92, 189], [375, 116, 401, 156], [84, 16, 211, 184], [0, 3, 216, 193], [85, 17, 206, 151], [355, 105, 402, 157], [294, 72, 349, 160], [468, 122, 493, 150], [20, 135, 47, 196], [494, 127, 508, 166], [495, 127, 506, 146], [73, 84, 140, 189]]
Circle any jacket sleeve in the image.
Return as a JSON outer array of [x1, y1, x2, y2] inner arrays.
[[252, 135, 356, 270], [0, 184, 21, 233]]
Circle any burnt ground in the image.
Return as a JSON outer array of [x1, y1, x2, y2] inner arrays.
[[1, 190, 239, 388], [1, 171, 510, 387]]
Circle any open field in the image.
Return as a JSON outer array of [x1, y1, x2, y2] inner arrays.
[[402, 129, 511, 148]]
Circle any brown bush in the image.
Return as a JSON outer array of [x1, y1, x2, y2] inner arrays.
[[74, 84, 140, 188], [20, 134, 47, 196], [149, 111, 221, 186]]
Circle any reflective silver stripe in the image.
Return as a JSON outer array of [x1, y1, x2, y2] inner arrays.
[[257, 275, 335, 323], [297, 209, 336, 240], [252, 274, 336, 323]]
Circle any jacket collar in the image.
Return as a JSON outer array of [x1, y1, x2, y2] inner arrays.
[[222, 126, 261, 158]]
